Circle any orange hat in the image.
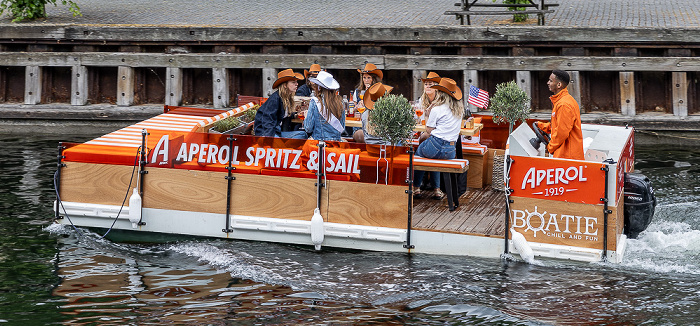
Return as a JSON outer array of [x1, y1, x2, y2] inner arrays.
[[357, 63, 383, 80], [304, 64, 322, 80], [272, 69, 304, 89], [431, 77, 462, 100], [363, 82, 394, 110], [421, 72, 441, 83]]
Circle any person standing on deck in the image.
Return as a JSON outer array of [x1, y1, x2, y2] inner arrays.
[[413, 78, 464, 200], [254, 69, 307, 139], [303, 71, 346, 141], [536, 70, 584, 160], [296, 64, 322, 97]]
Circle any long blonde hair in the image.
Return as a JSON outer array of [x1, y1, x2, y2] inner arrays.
[[419, 89, 435, 111], [432, 90, 464, 119], [316, 87, 343, 121], [277, 84, 295, 116]]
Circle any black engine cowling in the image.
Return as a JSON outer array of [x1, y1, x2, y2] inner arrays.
[[623, 173, 656, 238]]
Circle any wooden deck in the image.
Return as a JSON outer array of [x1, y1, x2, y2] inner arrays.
[[412, 186, 506, 237]]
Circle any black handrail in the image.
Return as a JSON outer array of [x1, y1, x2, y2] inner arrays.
[[223, 135, 236, 233], [136, 129, 148, 226], [600, 158, 616, 262], [404, 147, 415, 250], [55, 142, 66, 220]]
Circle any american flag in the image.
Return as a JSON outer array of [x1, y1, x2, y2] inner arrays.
[[467, 85, 489, 109]]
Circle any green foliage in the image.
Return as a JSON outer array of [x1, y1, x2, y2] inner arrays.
[[242, 105, 259, 122], [489, 80, 530, 132], [369, 94, 415, 146], [211, 116, 242, 133], [493, 0, 529, 22], [0, 0, 81, 22], [211, 105, 258, 133]]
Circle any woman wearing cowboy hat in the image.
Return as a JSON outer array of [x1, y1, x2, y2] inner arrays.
[[418, 72, 442, 120], [303, 71, 346, 141], [296, 64, 322, 97], [351, 63, 383, 112], [413, 77, 464, 200], [254, 69, 308, 139], [352, 82, 393, 144], [415, 72, 442, 192]]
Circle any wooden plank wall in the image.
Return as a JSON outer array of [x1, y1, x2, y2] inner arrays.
[[1, 52, 697, 117]]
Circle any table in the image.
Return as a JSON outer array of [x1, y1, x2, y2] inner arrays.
[[294, 117, 484, 136]]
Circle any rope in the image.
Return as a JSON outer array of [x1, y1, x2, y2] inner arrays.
[[54, 146, 141, 239]]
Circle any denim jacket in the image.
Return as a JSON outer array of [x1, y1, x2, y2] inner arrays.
[[303, 98, 345, 141]]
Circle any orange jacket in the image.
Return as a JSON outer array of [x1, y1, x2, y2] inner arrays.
[[537, 88, 584, 160]]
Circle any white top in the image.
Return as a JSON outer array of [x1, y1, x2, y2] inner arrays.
[[426, 103, 461, 142]]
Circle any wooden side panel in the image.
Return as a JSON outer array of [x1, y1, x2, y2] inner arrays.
[[144, 168, 227, 214], [228, 173, 325, 221], [464, 151, 487, 188], [326, 180, 407, 229], [60, 162, 137, 206], [509, 196, 621, 251]]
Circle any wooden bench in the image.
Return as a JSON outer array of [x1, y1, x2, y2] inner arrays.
[[446, 0, 558, 26], [414, 157, 469, 211]]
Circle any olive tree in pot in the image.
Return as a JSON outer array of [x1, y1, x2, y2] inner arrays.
[[368, 94, 416, 181], [369, 94, 416, 148], [488, 80, 530, 191]]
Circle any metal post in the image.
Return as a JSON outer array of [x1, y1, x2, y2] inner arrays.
[[504, 156, 513, 254], [404, 147, 415, 250], [55, 142, 66, 220], [600, 159, 616, 262], [223, 135, 236, 233], [316, 142, 326, 210], [137, 129, 148, 226]]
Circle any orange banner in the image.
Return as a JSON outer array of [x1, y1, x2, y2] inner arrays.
[[509, 156, 606, 205]]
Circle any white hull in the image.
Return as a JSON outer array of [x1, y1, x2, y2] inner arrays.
[[56, 201, 621, 262]]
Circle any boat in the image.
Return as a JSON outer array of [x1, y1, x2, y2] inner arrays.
[[53, 103, 656, 263]]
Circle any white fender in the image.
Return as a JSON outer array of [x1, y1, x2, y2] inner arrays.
[[128, 189, 142, 228], [511, 228, 535, 264], [310, 208, 324, 250]]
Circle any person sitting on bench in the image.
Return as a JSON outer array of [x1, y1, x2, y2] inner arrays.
[[413, 77, 464, 200]]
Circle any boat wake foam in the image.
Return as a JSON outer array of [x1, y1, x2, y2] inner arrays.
[[622, 221, 700, 274]]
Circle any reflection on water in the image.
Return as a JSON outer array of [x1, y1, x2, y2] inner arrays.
[[2, 136, 700, 324]]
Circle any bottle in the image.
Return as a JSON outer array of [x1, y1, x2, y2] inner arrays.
[[348, 92, 356, 116], [342, 95, 349, 116]]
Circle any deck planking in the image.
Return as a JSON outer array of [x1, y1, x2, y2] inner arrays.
[[412, 186, 506, 237]]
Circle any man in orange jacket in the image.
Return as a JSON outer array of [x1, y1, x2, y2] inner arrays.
[[536, 70, 584, 160]]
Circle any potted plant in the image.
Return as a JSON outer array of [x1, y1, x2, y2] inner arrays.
[[210, 105, 259, 134], [489, 80, 530, 135], [488, 80, 530, 191], [368, 94, 416, 148]]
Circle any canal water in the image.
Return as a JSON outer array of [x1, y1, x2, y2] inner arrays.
[[1, 133, 698, 325]]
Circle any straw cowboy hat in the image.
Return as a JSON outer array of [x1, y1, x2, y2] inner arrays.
[[431, 77, 462, 100], [272, 69, 304, 89], [357, 63, 383, 80], [304, 64, 322, 80], [309, 71, 340, 90], [421, 71, 441, 83], [363, 82, 394, 110]]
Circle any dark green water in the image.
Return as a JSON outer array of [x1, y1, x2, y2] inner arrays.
[[1, 134, 699, 325]]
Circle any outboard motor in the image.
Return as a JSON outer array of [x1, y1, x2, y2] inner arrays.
[[623, 173, 656, 238]]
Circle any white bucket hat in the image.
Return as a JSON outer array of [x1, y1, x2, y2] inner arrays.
[[309, 71, 340, 90]]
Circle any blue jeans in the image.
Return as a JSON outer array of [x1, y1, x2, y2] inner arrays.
[[413, 135, 456, 188], [278, 130, 308, 139]]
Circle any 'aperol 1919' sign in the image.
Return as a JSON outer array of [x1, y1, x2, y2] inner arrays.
[[509, 156, 606, 205]]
